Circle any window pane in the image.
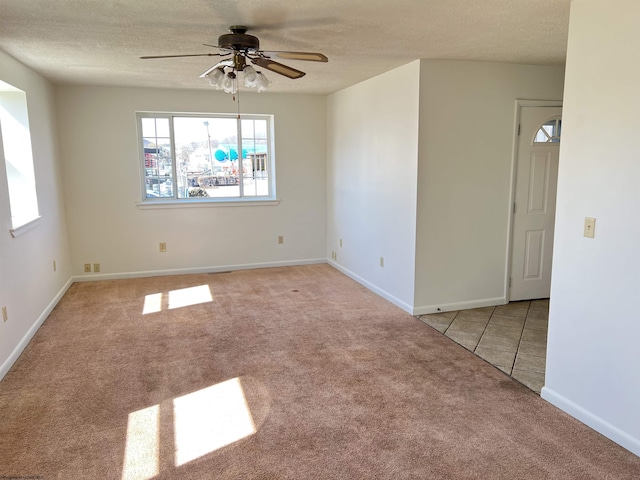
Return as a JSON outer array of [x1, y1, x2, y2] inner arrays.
[[155, 118, 170, 137], [242, 137, 257, 197], [254, 120, 267, 139], [534, 118, 561, 144], [141, 118, 157, 137], [173, 116, 240, 198], [534, 130, 549, 143], [241, 118, 269, 197], [0, 81, 40, 228], [143, 117, 174, 198], [143, 137, 173, 198], [241, 119, 254, 137]]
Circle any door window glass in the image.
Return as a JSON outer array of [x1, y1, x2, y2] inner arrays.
[[534, 117, 561, 144]]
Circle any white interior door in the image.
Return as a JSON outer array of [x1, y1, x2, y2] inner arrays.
[[510, 106, 562, 301]]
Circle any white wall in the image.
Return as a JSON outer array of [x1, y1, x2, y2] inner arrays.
[[414, 60, 564, 313], [0, 50, 72, 376], [55, 86, 326, 277], [326, 61, 421, 311], [542, 0, 640, 456]]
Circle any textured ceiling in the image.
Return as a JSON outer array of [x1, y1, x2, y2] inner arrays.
[[0, 0, 571, 95]]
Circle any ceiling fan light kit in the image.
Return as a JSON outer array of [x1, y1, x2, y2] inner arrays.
[[254, 72, 270, 93], [243, 65, 258, 85], [242, 66, 271, 92], [141, 25, 327, 94], [221, 71, 237, 94], [206, 67, 226, 87]]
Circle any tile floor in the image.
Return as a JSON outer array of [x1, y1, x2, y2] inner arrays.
[[418, 299, 549, 393]]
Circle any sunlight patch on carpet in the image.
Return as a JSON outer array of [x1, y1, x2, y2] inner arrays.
[[142, 293, 162, 314], [122, 404, 159, 480], [173, 377, 256, 466], [121, 378, 256, 478], [142, 285, 213, 314], [168, 285, 212, 310]]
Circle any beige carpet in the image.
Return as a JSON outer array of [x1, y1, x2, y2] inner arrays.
[[0, 264, 638, 479]]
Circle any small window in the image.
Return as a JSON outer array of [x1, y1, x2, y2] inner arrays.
[[137, 112, 275, 203], [534, 117, 562, 144], [0, 80, 40, 231]]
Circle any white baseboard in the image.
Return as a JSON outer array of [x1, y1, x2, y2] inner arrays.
[[328, 260, 414, 314], [541, 386, 640, 457], [0, 278, 74, 381], [71, 258, 327, 282], [413, 297, 507, 316]]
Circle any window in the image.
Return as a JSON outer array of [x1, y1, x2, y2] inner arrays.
[[0, 80, 40, 235], [137, 113, 275, 204], [534, 117, 562, 144]]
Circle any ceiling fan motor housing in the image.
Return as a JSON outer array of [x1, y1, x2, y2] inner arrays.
[[218, 26, 259, 51]]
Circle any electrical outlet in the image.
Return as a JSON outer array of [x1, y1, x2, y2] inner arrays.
[[331, 251, 337, 260], [93, 263, 101, 273], [159, 242, 167, 252], [53, 260, 57, 272], [84, 263, 91, 273], [2, 306, 7, 322], [278, 235, 284, 245], [380, 257, 384, 267]]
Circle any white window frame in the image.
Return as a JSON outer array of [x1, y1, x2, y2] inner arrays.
[[0, 80, 41, 236], [136, 112, 278, 208]]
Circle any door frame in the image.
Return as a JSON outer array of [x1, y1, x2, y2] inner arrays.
[[505, 99, 563, 302]]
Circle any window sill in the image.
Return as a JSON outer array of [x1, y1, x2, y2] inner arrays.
[[10, 216, 42, 238], [136, 198, 281, 209]]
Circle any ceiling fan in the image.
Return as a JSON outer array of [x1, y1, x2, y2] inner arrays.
[[140, 25, 328, 93]]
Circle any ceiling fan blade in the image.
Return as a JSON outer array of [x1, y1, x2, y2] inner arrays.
[[199, 59, 234, 78], [199, 65, 222, 78], [261, 51, 328, 62], [251, 57, 306, 79], [202, 44, 234, 52], [140, 53, 225, 59]]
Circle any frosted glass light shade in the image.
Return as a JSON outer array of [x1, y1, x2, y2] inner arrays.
[[243, 66, 258, 87], [207, 68, 226, 89], [222, 73, 237, 94], [255, 72, 270, 93]]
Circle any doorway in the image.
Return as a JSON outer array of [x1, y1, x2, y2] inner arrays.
[[509, 103, 562, 301]]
